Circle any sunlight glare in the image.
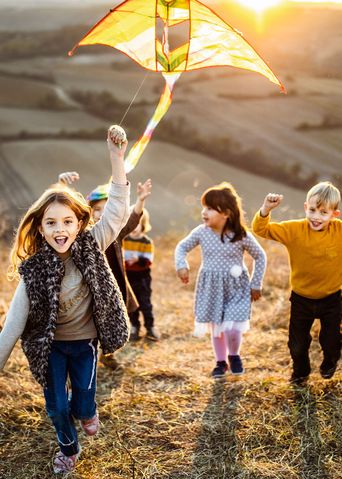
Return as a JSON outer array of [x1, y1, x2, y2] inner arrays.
[[236, 0, 282, 13]]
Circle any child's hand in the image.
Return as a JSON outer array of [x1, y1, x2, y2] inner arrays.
[[107, 125, 128, 155], [137, 179, 152, 201], [177, 268, 189, 284], [126, 256, 139, 267], [260, 193, 283, 217], [58, 171, 80, 185], [251, 289, 262, 301]]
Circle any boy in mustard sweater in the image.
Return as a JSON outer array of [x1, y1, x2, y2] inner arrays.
[[252, 181, 341, 384]]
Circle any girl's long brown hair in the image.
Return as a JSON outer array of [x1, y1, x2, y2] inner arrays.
[[201, 182, 247, 242], [9, 184, 91, 278]]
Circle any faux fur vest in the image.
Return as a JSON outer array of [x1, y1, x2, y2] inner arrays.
[[19, 230, 129, 387]]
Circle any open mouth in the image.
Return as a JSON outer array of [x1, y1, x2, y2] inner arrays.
[[55, 236, 68, 246], [311, 221, 321, 228]]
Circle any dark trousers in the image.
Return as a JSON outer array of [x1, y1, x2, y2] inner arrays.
[[288, 290, 341, 378], [127, 269, 154, 329], [44, 339, 98, 456]]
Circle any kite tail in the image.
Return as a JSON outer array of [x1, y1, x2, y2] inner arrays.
[[124, 72, 181, 173]]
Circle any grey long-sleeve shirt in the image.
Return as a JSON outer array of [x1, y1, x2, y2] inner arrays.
[[0, 181, 130, 370]]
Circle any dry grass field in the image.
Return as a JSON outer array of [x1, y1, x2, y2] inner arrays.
[[0, 237, 341, 479]]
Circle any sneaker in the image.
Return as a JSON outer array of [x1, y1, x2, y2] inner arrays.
[[129, 326, 140, 341], [99, 352, 120, 370], [145, 327, 159, 341], [290, 373, 309, 386], [212, 361, 228, 379], [320, 366, 336, 379], [53, 450, 79, 474], [228, 355, 244, 375], [80, 413, 100, 436]]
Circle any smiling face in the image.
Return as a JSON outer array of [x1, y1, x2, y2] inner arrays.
[[201, 205, 229, 233], [39, 201, 82, 259], [304, 195, 340, 231]]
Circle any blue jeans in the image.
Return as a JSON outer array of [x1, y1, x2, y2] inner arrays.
[[44, 339, 98, 456]]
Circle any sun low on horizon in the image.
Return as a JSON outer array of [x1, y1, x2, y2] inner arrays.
[[235, 0, 282, 13]]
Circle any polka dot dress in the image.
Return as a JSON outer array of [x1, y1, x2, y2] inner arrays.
[[175, 225, 266, 337]]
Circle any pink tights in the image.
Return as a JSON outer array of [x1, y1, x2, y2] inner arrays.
[[211, 329, 243, 361]]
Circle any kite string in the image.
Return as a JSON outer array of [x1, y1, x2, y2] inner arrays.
[[119, 71, 150, 126]]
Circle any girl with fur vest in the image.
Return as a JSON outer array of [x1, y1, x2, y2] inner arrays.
[[0, 125, 130, 474]]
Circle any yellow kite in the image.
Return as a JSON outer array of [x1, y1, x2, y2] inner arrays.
[[70, 0, 285, 172]]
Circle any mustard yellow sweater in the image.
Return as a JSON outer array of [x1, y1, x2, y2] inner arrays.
[[252, 212, 342, 299]]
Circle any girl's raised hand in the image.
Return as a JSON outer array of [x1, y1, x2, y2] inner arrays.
[[177, 268, 190, 284], [107, 125, 128, 155], [137, 179, 152, 201], [58, 171, 80, 185], [261, 193, 283, 217]]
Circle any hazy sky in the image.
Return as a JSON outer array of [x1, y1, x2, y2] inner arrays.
[[0, 0, 341, 6]]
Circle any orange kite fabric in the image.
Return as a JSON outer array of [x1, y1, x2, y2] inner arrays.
[[70, 0, 285, 171]]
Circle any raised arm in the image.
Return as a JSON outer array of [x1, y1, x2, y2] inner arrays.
[[118, 179, 152, 240], [133, 179, 152, 215], [117, 210, 141, 241], [91, 126, 130, 251], [260, 193, 283, 217], [107, 125, 127, 185], [252, 193, 297, 245]]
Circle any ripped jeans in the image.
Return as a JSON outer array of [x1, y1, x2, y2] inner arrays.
[[44, 339, 98, 457]]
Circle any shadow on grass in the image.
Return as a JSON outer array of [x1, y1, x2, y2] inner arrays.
[[190, 380, 245, 479], [291, 384, 340, 479], [96, 339, 151, 401]]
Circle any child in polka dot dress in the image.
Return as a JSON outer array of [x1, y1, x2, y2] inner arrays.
[[175, 182, 266, 379]]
